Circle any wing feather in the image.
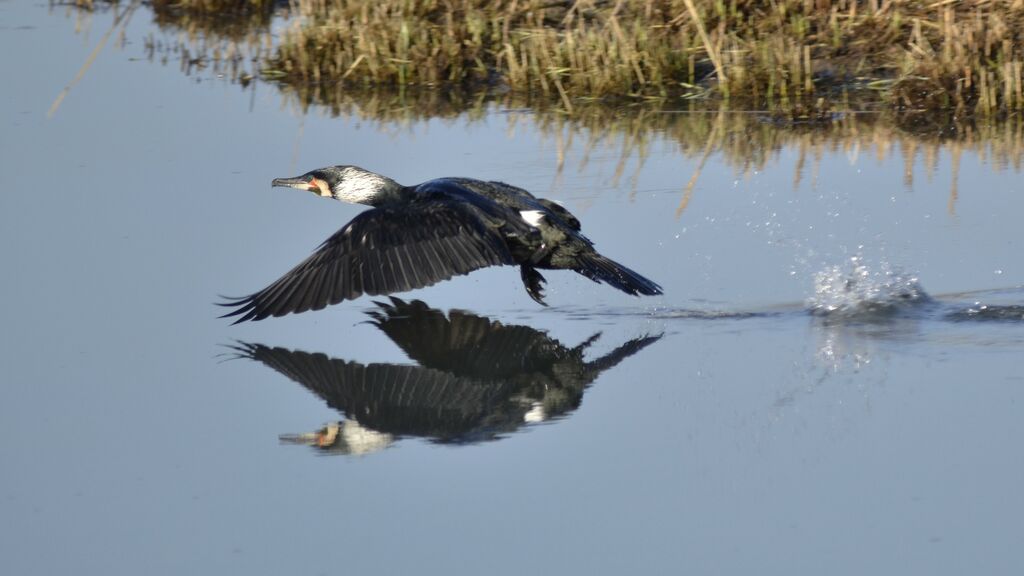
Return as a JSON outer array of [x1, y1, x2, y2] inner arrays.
[[220, 198, 518, 322], [311, 261, 336, 311]]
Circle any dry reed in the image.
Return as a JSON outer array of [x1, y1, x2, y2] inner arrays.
[[263, 0, 1024, 114]]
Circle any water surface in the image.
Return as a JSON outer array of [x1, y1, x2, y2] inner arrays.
[[2, 3, 1023, 574]]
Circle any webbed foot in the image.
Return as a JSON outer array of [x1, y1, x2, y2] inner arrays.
[[520, 266, 548, 306]]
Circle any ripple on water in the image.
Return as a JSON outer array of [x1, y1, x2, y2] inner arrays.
[[946, 304, 1024, 322], [649, 309, 771, 320], [557, 305, 777, 321]]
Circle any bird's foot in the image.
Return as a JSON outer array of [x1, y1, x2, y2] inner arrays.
[[520, 266, 548, 306]]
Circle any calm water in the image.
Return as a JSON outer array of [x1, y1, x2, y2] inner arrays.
[[2, 3, 1023, 574]]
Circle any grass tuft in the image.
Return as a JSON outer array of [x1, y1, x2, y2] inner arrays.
[[266, 0, 1024, 113]]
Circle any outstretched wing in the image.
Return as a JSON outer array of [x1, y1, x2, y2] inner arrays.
[[227, 342, 518, 440], [221, 199, 517, 323]]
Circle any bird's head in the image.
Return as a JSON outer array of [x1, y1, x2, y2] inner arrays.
[[271, 167, 341, 199], [271, 165, 397, 205]]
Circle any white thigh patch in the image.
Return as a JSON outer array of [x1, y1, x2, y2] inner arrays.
[[519, 210, 545, 228]]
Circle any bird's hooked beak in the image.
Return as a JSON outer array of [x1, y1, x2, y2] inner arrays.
[[272, 175, 333, 198]]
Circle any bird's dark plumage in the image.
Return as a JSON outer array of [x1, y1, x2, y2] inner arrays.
[[221, 198, 518, 322], [221, 166, 662, 322]]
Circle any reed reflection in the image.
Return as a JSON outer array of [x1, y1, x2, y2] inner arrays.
[[229, 298, 661, 455], [58, 2, 1024, 215]]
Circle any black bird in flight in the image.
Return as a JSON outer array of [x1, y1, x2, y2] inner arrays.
[[228, 297, 662, 452], [221, 166, 662, 323]]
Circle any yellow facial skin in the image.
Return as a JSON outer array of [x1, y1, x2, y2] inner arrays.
[[309, 177, 332, 198]]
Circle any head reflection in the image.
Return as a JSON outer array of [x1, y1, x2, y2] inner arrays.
[[230, 298, 661, 455]]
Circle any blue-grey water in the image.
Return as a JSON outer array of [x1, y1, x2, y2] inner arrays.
[[2, 3, 1023, 574]]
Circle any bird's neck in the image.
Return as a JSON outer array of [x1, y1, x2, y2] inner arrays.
[[333, 171, 406, 206]]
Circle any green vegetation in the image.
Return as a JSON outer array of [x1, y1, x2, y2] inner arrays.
[[264, 0, 1024, 114]]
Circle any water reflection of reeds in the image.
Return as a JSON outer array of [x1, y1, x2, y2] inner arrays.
[[269, 85, 1024, 214], [59, 1, 1024, 215], [145, 0, 277, 82]]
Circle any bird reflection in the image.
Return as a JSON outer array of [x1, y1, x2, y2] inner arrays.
[[229, 298, 661, 455]]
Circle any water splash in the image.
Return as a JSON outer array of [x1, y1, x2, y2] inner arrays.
[[807, 256, 930, 318]]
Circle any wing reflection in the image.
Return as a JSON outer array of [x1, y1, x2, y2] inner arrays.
[[230, 298, 661, 455]]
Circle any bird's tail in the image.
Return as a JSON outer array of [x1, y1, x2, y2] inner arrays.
[[574, 254, 663, 297]]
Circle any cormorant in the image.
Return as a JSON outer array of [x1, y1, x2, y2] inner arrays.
[[227, 298, 662, 452], [221, 166, 662, 323]]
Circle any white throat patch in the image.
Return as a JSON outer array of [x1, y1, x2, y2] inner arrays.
[[333, 167, 391, 204]]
